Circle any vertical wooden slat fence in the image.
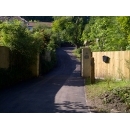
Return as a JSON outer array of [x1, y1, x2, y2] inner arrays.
[[92, 51, 130, 80], [0, 46, 10, 69]]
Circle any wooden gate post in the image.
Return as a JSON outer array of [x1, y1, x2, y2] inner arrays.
[[81, 47, 92, 78], [90, 57, 95, 84], [30, 53, 39, 77], [0, 46, 10, 69]]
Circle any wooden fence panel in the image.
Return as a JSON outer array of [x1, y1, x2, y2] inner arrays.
[[0, 46, 10, 69], [93, 51, 130, 80]]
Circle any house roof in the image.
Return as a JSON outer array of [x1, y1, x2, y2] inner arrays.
[[0, 16, 28, 23], [0, 17, 52, 28], [27, 22, 52, 28]]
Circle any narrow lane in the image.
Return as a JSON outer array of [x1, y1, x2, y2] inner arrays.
[[0, 47, 89, 113]]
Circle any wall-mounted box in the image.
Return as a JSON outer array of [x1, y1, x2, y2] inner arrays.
[[102, 55, 110, 63]]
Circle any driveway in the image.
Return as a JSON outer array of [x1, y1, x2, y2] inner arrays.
[[0, 47, 90, 113]]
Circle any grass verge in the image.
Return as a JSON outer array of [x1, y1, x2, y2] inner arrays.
[[85, 78, 130, 113], [72, 48, 82, 61]]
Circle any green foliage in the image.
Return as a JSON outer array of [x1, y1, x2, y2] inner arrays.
[[0, 20, 41, 88], [75, 48, 82, 54], [0, 19, 57, 89], [73, 47, 82, 55], [86, 78, 130, 112], [72, 47, 84, 61], [52, 16, 87, 48], [32, 25, 57, 51], [32, 24, 57, 75], [0, 19, 58, 90], [0, 20, 40, 67], [82, 16, 130, 51], [103, 87, 130, 111]]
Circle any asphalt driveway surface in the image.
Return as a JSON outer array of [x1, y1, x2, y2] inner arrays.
[[0, 47, 89, 113]]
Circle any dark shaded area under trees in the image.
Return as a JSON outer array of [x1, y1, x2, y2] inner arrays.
[[21, 16, 54, 22]]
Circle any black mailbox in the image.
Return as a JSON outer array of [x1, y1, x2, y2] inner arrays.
[[102, 55, 110, 63]]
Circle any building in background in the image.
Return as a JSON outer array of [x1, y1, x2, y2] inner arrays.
[[0, 16, 52, 30], [0, 16, 28, 25]]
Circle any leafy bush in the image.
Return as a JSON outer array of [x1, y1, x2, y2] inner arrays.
[[0, 20, 40, 65], [0, 20, 41, 89], [0, 20, 57, 89], [103, 87, 130, 111], [82, 16, 130, 51], [75, 48, 82, 54], [73, 47, 83, 59]]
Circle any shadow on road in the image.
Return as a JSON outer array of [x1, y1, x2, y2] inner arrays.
[[0, 47, 92, 113], [54, 101, 89, 113]]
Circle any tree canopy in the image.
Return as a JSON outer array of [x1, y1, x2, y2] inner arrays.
[[82, 16, 130, 51], [52, 16, 88, 48], [2, 16, 130, 52]]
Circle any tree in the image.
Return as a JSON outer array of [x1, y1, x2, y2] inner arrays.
[[0, 19, 57, 81], [0, 20, 40, 69], [52, 16, 87, 48], [82, 16, 130, 51]]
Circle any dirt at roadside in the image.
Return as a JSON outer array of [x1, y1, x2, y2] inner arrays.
[[86, 94, 130, 113], [86, 96, 109, 113]]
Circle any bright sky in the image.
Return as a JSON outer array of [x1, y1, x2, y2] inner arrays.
[[0, 0, 130, 16]]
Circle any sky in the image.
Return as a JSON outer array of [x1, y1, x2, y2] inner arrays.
[[0, 0, 130, 16]]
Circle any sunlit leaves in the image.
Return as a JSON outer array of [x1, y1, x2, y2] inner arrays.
[[82, 16, 130, 51], [52, 16, 86, 48], [0, 20, 40, 66]]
